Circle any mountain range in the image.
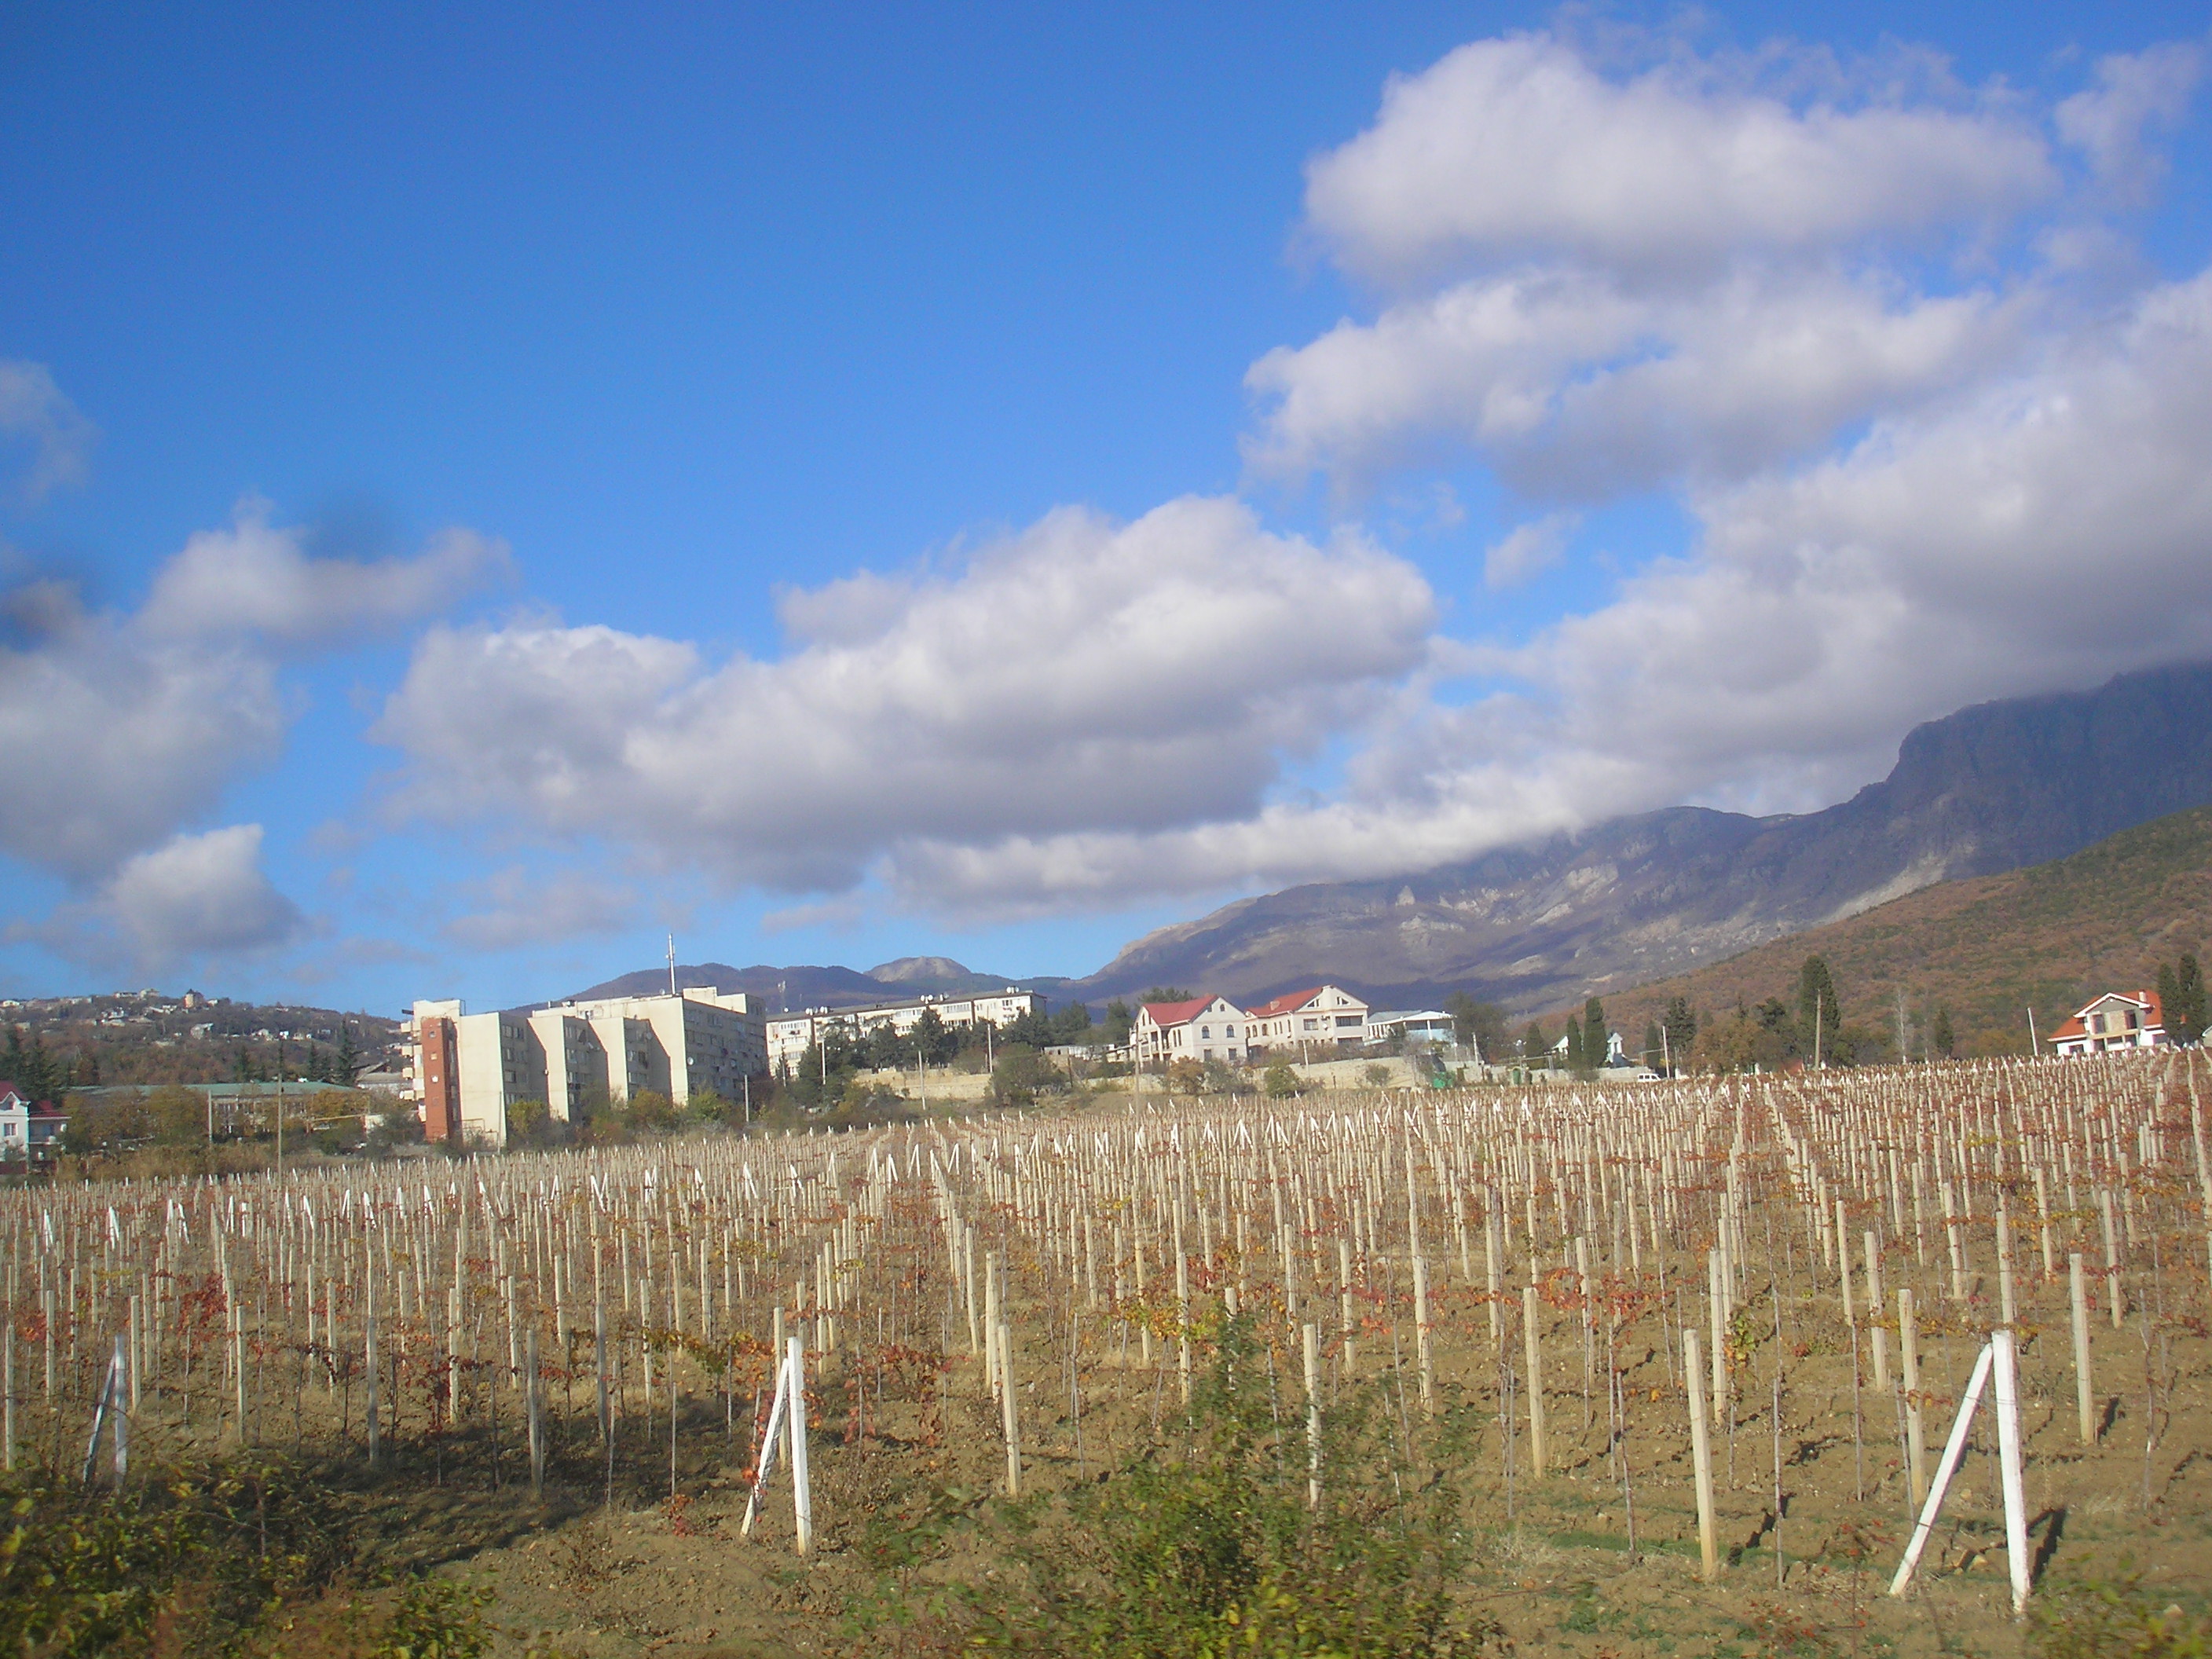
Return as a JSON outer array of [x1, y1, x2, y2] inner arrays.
[[570, 661, 2212, 1020]]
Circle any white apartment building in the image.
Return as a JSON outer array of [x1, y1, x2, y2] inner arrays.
[[767, 989, 1042, 1070], [406, 987, 766, 1147], [1129, 994, 1249, 1068]]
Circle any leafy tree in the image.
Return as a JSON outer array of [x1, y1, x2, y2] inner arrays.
[[912, 1005, 958, 1066], [990, 1043, 1056, 1107], [1138, 986, 1194, 1004], [1520, 1020, 1546, 1064], [1101, 998, 1134, 1047], [1642, 1020, 1663, 1068], [1445, 992, 1507, 1061], [1581, 997, 1608, 1068], [1262, 1060, 1298, 1098]]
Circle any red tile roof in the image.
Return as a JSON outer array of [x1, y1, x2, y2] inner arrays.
[[1244, 987, 1325, 1021], [1140, 998, 1213, 1027]]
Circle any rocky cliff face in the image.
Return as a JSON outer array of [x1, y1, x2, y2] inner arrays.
[[1071, 662, 2212, 1013]]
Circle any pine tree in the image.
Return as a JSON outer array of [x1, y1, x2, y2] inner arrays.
[[1931, 1007, 1956, 1060], [1661, 998, 1697, 1068], [1521, 1020, 1546, 1065], [1582, 998, 1607, 1068], [1562, 1015, 1584, 1072]]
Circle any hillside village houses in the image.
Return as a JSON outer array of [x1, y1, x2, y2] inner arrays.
[[406, 986, 767, 1148], [767, 990, 1042, 1071], [2050, 989, 2167, 1056]]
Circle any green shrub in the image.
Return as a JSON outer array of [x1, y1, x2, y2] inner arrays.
[[2029, 1569, 2210, 1658], [969, 1317, 1507, 1657]]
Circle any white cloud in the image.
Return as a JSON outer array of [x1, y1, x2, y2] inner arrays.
[[2056, 42, 2203, 198], [0, 361, 96, 502], [1302, 32, 2052, 287], [140, 499, 511, 646], [1247, 266, 2020, 495], [0, 592, 287, 878], [374, 496, 1437, 893], [100, 826, 307, 961], [1484, 514, 1576, 588], [16, 825, 309, 969], [441, 867, 640, 951]]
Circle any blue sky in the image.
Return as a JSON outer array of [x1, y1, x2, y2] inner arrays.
[[4, 1, 2211, 1014]]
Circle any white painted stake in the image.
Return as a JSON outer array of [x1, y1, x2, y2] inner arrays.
[[1684, 1328, 1718, 1581], [788, 1336, 812, 1555], [1990, 1329, 2033, 1617], [1889, 1341, 1994, 1598]]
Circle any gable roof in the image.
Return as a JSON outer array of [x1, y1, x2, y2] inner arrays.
[[1140, 998, 1214, 1027], [1244, 987, 1326, 1020], [2051, 989, 2164, 1042]]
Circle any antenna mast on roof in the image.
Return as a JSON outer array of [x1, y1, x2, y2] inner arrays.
[[668, 933, 677, 996]]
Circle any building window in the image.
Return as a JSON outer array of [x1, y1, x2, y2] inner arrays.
[[1200, 1026, 1211, 1039]]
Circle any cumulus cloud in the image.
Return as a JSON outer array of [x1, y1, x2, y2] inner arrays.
[[1244, 31, 2115, 498], [1300, 32, 2052, 286], [441, 867, 640, 951], [16, 825, 309, 971], [0, 361, 97, 502], [2, 487, 507, 964], [140, 499, 511, 645], [374, 496, 1437, 894]]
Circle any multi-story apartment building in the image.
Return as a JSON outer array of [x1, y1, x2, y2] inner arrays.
[[403, 986, 766, 1147], [766, 989, 1042, 1071]]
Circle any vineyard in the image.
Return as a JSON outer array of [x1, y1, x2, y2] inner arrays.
[[5, 1051, 2211, 1657]]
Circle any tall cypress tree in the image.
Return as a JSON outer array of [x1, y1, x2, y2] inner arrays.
[[1583, 997, 1608, 1068], [1799, 958, 1842, 1052]]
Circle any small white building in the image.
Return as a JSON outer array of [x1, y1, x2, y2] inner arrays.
[[0, 1082, 65, 1161], [1130, 994, 1250, 1068], [1368, 1009, 1456, 1049], [2051, 990, 2166, 1057]]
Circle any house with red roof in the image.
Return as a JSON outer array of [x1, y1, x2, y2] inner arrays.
[[1130, 994, 1250, 1069], [0, 1082, 68, 1162], [1243, 985, 1371, 1058], [2050, 990, 2166, 1057]]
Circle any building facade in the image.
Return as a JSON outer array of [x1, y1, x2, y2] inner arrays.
[[1130, 994, 1250, 1068], [1243, 986, 1372, 1056], [405, 986, 767, 1146], [767, 990, 1042, 1071], [2051, 990, 2166, 1057]]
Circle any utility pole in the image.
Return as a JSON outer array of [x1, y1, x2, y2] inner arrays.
[[668, 934, 677, 996]]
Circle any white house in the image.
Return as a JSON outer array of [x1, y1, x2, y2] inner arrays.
[[2050, 990, 2166, 1057], [0, 1082, 65, 1161], [1130, 994, 1250, 1068], [1243, 986, 1371, 1057]]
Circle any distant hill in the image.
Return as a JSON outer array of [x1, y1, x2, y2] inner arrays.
[[1588, 803, 2212, 1060], [1069, 661, 2212, 1013]]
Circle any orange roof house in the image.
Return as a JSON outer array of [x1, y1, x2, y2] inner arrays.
[[2050, 990, 2165, 1057]]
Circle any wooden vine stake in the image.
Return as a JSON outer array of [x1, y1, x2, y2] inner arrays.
[[1683, 1328, 1719, 1581], [1890, 1333, 2032, 1615], [739, 1336, 813, 1557], [2068, 1251, 2096, 1445]]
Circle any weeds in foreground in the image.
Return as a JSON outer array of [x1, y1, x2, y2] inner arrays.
[[2027, 1567, 2212, 1658], [850, 1317, 1511, 1657], [0, 1459, 496, 1657]]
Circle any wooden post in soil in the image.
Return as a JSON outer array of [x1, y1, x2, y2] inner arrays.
[[1000, 1318, 1020, 1499], [1302, 1321, 1322, 1509], [1522, 1284, 1546, 1476], [2069, 1251, 2097, 1445], [1684, 1328, 1719, 1581], [1899, 1287, 1926, 1508]]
